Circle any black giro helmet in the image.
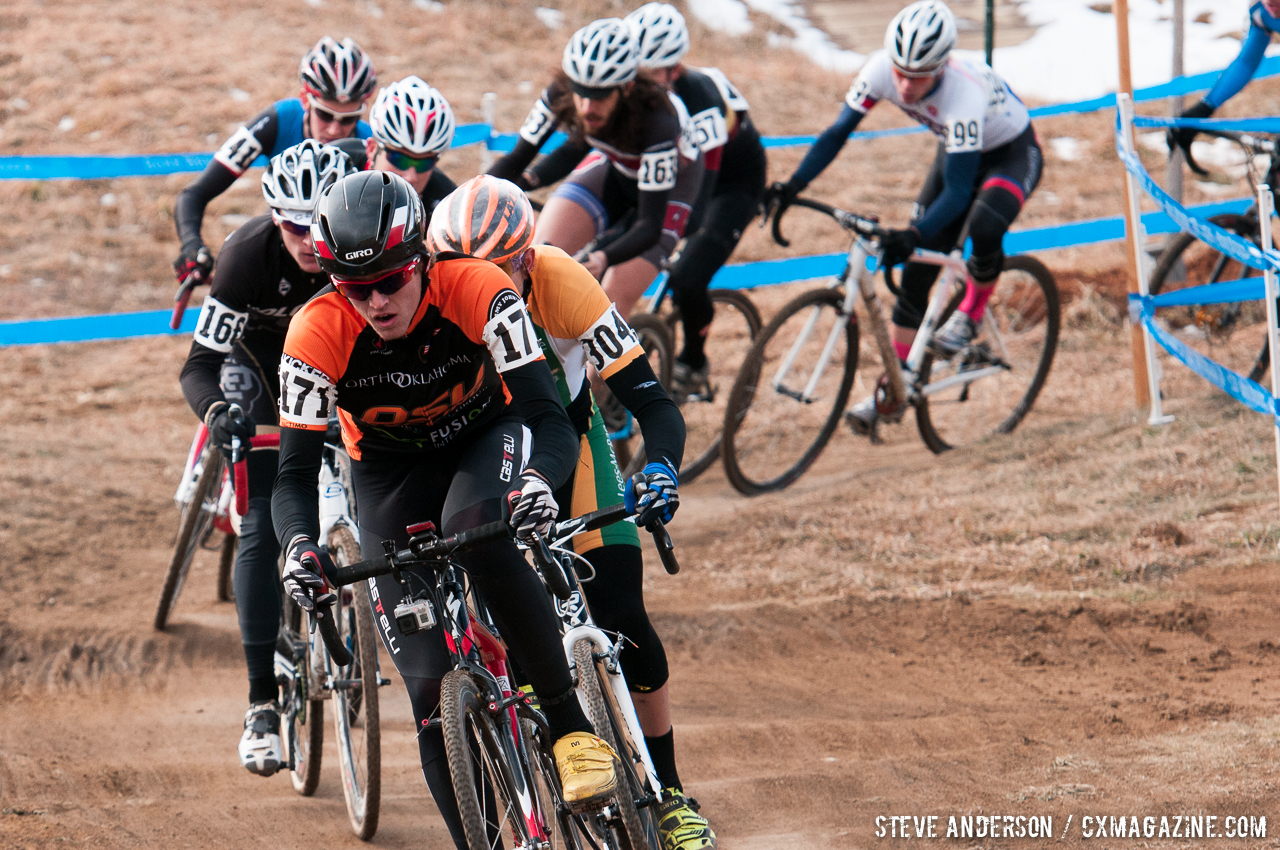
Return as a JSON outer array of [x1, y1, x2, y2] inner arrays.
[[312, 170, 425, 279]]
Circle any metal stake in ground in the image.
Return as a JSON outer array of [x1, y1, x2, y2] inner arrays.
[[1254, 183, 1280, 520]]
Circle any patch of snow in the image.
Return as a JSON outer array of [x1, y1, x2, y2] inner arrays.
[[364, 1, 384, 17], [689, 0, 863, 73], [57, 116, 76, 132], [10, 97, 28, 111], [229, 88, 251, 103], [1189, 137, 1248, 167], [1193, 180, 1240, 197], [99, 193, 117, 208], [534, 7, 565, 30], [1049, 137, 1083, 161], [412, 0, 445, 12], [519, 80, 535, 95], [221, 214, 252, 228], [0, 265, 11, 276], [303, 0, 323, 7], [88, 130, 102, 140], [687, 0, 752, 37]]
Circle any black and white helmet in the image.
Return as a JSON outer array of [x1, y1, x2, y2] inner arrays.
[[885, 1, 957, 76], [262, 140, 357, 226], [626, 3, 690, 70], [300, 36, 378, 103], [370, 76, 456, 156], [562, 18, 639, 95]]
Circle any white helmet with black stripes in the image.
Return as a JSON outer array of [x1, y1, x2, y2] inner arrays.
[[626, 3, 691, 70], [261, 140, 357, 226], [885, 1, 957, 76], [562, 18, 640, 92]]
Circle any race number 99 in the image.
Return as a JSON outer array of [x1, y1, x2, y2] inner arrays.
[[946, 119, 982, 152]]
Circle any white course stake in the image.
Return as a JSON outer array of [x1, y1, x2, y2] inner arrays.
[[1117, 94, 1175, 426], [479, 92, 497, 172], [1255, 183, 1280, 517]]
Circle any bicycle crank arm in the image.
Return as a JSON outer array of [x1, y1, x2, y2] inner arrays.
[[919, 365, 1007, 397], [772, 384, 819, 404]]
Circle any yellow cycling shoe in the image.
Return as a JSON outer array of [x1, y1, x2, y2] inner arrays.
[[552, 732, 619, 807], [656, 789, 716, 850]]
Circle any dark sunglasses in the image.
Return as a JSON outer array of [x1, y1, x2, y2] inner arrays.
[[332, 256, 421, 302], [382, 147, 438, 173], [312, 105, 361, 127], [277, 219, 311, 236]]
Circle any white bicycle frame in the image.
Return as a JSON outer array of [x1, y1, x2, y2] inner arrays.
[[773, 232, 1009, 408]]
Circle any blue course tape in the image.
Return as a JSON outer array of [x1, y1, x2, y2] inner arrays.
[[1132, 115, 1280, 133], [1115, 116, 1280, 273], [9, 56, 1280, 179], [1146, 276, 1267, 308], [1132, 298, 1279, 422], [0, 308, 200, 346]]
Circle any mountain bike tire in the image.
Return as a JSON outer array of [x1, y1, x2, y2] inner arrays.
[[606, 313, 674, 478], [663, 290, 763, 483], [329, 526, 381, 840], [721, 288, 859, 495], [216, 533, 236, 603], [573, 639, 657, 850], [441, 670, 538, 850], [915, 254, 1060, 453], [155, 449, 224, 630], [1148, 213, 1269, 383], [281, 593, 325, 797]]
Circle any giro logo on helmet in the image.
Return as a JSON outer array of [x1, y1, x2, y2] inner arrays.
[[345, 248, 375, 260]]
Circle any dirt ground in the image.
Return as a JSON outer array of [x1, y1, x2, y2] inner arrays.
[[6, 0, 1280, 847]]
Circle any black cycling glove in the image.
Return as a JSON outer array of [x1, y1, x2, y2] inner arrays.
[[174, 243, 214, 285], [205, 401, 256, 450], [879, 227, 921, 268], [1167, 99, 1214, 158]]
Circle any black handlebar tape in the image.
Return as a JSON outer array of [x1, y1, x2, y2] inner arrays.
[[575, 502, 631, 534], [314, 600, 353, 666], [447, 519, 511, 553], [650, 523, 680, 575]]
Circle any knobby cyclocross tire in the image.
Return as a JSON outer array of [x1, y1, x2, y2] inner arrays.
[[606, 313, 675, 478], [282, 592, 325, 797], [328, 526, 382, 840], [155, 449, 224, 630], [1148, 213, 1269, 383], [662, 290, 763, 483], [915, 254, 1060, 453], [216, 533, 236, 603], [721, 288, 859, 495], [573, 639, 659, 850], [441, 670, 537, 850]]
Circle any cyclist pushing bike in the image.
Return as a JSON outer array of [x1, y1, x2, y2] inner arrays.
[[428, 175, 716, 850], [764, 0, 1043, 435], [626, 2, 768, 399], [488, 17, 704, 318], [270, 170, 619, 849], [173, 36, 377, 287], [1168, 1, 1280, 162], [365, 75, 460, 217], [178, 140, 358, 776]]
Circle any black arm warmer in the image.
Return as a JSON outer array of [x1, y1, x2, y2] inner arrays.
[[271, 427, 328, 550], [502, 360, 580, 490], [488, 139, 542, 185], [174, 160, 240, 251], [605, 356, 685, 471], [529, 139, 592, 189], [179, 340, 228, 422], [600, 187, 670, 267]]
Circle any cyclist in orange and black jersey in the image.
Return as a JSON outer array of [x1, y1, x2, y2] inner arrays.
[[178, 141, 356, 777], [271, 171, 619, 848], [627, 2, 767, 394], [488, 18, 704, 318], [173, 37, 377, 287]]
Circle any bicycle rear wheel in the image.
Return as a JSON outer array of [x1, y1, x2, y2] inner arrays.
[[329, 526, 381, 840], [279, 593, 325, 796], [664, 290, 762, 483], [721, 287, 859, 495], [1148, 213, 1269, 382], [573, 639, 659, 850], [155, 449, 224, 630], [915, 254, 1060, 453], [441, 670, 538, 850]]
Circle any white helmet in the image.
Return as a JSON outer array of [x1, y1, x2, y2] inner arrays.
[[370, 76, 456, 156], [885, 1, 957, 76], [562, 18, 639, 93], [261, 140, 357, 226], [299, 36, 377, 103], [626, 3, 690, 70]]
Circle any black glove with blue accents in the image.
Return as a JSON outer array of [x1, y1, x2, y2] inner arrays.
[[626, 461, 679, 529]]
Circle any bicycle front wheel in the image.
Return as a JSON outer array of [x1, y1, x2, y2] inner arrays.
[[721, 288, 859, 495], [915, 254, 1060, 453], [329, 526, 381, 840], [280, 592, 325, 796], [441, 670, 537, 850], [1149, 213, 1269, 382], [668, 290, 762, 483], [573, 639, 658, 850], [155, 449, 224, 630]]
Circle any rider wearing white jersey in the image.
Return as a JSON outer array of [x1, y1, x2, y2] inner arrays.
[[766, 0, 1043, 434]]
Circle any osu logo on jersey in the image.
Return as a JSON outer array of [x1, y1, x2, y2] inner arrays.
[[357, 366, 486, 428]]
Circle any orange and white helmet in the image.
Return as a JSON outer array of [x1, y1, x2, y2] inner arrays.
[[427, 176, 535, 266]]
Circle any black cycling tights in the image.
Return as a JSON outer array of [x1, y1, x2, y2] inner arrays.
[[235, 449, 283, 705], [667, 187, 760, 370], [577, 544, 669, 692]]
